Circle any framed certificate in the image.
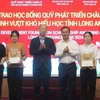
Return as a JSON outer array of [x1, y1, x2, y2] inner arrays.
[[8, 50, 21, 64], [81, 54, 95, 67]]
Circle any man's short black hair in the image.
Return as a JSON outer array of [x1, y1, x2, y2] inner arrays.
[[61, 26, 70, 32]]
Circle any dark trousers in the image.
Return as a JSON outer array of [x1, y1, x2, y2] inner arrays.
[[7, 68, 23, 100], [33, 62, 51, 100], [59, 62, 76, 100], [80, 68, 96, 100], [0, 65, 4, 98]]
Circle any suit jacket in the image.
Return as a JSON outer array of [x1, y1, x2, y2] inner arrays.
[[29, 36, 56, 70]]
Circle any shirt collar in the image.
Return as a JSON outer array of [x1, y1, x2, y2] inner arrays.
[[39, 36, 45, 40], [61, 39, 71, 43], [83, 43, 94, 47]]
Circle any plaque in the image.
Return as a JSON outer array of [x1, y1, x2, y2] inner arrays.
[[81, 54, 95, 67], [8, 50, 21, 64]]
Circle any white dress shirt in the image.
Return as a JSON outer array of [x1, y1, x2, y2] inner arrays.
[[79, 43, 99, 60], [78, 43, 100, 69], [99, 48, 100, 63], [39, 36, 45, 44], [55, 39, 80, 64]]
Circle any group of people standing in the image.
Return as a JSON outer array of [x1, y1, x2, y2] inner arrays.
[[0, 24, 100, 100]]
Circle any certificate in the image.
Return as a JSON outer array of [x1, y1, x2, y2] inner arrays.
[[81, 54, 95, 67], [8, 50, 21, 64]]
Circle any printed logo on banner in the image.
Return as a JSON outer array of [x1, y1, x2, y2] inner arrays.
[[11, 0, 43, 6], [52, 0, 74, 5], [82, 0, 98, 6]]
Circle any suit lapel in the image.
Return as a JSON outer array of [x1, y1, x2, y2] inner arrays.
[[44, 37, 48, 46], [37, 37, 40, 47]]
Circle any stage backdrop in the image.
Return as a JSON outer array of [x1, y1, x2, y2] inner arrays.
[[0, 0, 100, 77]]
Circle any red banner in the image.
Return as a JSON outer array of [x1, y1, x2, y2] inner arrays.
[[0, 0, 100, 57]]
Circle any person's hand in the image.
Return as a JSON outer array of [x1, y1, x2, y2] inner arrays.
[[39, 44, 43, 50], [18, 59, 23, 64], [6, 60, 11, 65], [63, 46, 69, 54], [39, 44, 46, 50], [42, 44, 46, 49]]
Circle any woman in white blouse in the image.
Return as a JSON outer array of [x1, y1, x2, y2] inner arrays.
[[79, 32, 99, 100]]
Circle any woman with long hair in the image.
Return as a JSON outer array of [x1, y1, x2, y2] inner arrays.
[[6, 30, 26, 100]]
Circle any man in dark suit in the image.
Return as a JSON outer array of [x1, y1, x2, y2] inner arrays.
[[29, 24, 56, 100]]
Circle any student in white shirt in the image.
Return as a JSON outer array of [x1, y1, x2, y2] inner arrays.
[[78, 31, 99, 100], [55, 26, 80, 100]]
